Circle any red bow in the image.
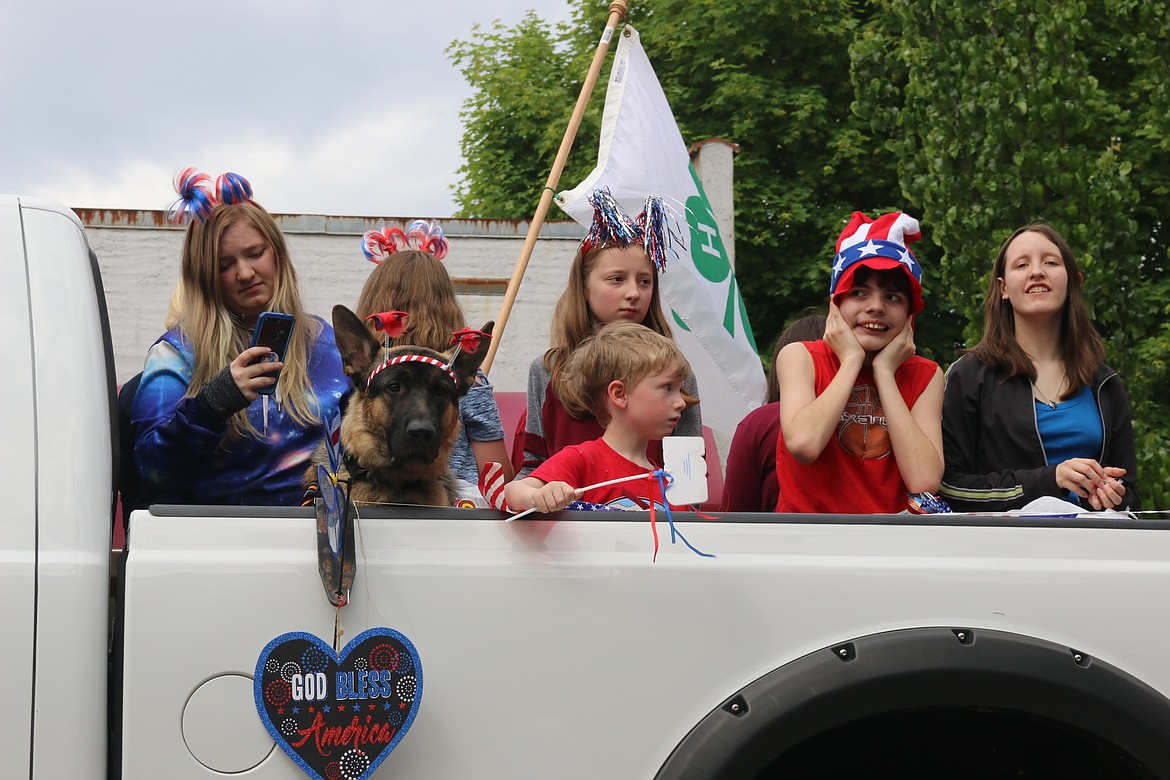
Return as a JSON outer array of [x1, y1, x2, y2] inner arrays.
[[449, 328, 492, 354], [366, 310, 408, 338]]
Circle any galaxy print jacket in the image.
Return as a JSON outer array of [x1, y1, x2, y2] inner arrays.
[[131, 316, 348, 506]]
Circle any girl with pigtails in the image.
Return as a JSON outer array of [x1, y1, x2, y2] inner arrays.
[[355, 221, 514, 494], [132, 169, 349, 506], [518, 188, 702, 479]]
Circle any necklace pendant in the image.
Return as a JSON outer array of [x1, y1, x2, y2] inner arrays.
[[1048, 400, 1057, 410]]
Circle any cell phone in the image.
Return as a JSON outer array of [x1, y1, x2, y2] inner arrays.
[[249, 312, 295, 396]]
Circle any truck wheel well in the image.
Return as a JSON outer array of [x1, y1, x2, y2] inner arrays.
[[656, 627, 1170, 779]]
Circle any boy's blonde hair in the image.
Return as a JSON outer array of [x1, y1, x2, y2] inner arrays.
[[558, 322, 693, 426]]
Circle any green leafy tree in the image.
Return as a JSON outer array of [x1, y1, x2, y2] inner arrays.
[[853, 0, 1170, 506], [448, 0, 909, 358], [447, 12, 600, 218], [450, 0, 1170, 506]]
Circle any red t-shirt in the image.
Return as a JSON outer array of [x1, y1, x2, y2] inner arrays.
[[525, 384, 667, 473], [775, 341, 937, 514], [530, 438, 668, 510]]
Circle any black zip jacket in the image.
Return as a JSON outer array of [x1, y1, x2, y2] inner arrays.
[[940, 354, 1140, 512]]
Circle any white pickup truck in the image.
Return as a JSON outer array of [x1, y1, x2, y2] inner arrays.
[[6, 194, 1170, 779]]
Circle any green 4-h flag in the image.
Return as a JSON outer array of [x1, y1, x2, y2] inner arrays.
[[557, 25, 766, 435]]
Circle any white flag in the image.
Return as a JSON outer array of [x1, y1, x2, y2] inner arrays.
[[557, 25, 766, 435]]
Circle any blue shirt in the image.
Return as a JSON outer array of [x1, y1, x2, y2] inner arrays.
[[1037, 385, 1103, 501], [1037, 385, 1103, 465], [447, 369, 505, 483]]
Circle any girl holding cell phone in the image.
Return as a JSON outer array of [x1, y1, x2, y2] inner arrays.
[[131, 170, 348, 506]]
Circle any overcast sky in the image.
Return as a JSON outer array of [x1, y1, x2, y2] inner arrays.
[[1, 0, 573, 218]]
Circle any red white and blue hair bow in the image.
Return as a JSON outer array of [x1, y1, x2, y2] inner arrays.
[[361, 226, 408, 263], [361, 220, 450, 264], [405, 220, 450, 259]]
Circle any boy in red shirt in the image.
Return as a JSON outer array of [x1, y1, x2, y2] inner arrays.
[[775, 211, 944, 514], [505, 322, 695, 513]]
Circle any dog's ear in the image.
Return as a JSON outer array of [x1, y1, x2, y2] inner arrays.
[[450, 321, 495, 394], [332, 304, 381, 381]]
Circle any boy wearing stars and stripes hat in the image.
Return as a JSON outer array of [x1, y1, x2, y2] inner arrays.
[[772, 211, 945, 514]]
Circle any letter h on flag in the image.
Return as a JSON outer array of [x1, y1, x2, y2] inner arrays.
[[557, 25, 766, 435]]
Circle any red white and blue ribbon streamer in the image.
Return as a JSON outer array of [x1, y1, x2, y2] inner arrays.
[[649, 470, 714, 561]]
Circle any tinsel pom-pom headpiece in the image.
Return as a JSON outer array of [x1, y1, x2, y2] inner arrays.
[[583, 187, 641, 251], [635, 195, 678, 273], [166, 168, 254, 225], [360, 220, 450, 264], [580, 187, 678, 273], [215, 172, 253, 206]]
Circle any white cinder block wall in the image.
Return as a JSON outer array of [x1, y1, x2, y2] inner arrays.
[[83, 139, 739, 418]]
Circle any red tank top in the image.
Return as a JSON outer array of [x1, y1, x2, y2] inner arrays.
[[775, 340, 937, 514]]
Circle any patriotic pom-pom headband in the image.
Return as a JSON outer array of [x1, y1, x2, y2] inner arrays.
[[166, 168, 254, 225], [362, 219, 450, 264], [580, 187, 681, 273]]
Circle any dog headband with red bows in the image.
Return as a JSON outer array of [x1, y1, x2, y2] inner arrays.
[[362, 219, 450, 264], [364, 326, 492, 388], [367, 354, 458, 387], [166, 168, 254, 224]]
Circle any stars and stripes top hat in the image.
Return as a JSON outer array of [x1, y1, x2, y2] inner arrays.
[[829, 211, 924, 315]]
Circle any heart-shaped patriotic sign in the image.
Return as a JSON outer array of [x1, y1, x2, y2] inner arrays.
[[254, 628, 423, 780]]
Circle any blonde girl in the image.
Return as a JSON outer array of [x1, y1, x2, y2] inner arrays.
[[132, 169, 348, 505]]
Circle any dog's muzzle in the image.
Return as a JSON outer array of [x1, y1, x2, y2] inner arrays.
[[390, 418, 441, 463]]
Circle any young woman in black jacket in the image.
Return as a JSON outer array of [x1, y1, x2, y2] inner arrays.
[[940, 223, 1139, 512]]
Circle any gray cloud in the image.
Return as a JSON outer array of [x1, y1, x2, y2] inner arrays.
[[1, 0, 571, 217]]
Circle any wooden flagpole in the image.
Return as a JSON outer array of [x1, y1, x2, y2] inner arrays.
[[480, 1, 629, 375]]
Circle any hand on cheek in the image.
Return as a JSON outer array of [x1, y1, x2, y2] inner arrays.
[[872, 318, 915, 374], [824, 301, 864, 364]]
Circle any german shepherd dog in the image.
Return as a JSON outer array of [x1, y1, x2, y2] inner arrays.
[[308, 305, 492, 506]]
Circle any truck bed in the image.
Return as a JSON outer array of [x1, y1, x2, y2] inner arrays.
[[119, 507, 1170, 778]]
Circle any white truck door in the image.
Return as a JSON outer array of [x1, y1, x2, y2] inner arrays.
[[0, 195, 38, 780], [9, 196, 114, 779]]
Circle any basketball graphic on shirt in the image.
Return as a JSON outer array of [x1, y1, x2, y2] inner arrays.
[[837, 383, 892, 459]]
